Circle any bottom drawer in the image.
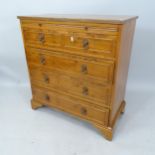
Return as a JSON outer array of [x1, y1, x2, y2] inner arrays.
[[32, 86, 109, 126]]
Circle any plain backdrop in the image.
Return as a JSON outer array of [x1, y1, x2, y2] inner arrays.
[[0, 0, 155, 155]]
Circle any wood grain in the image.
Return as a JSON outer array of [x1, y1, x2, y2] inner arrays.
[[109, 19, 137, 127], [26, 47, 115, 83], [32, 86, 109, 126], [18, 15, 137, 140], [18, 14, 138, 24], [29, 64, 112, 108], [23, 28, 118, 59]]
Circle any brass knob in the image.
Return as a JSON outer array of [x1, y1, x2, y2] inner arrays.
[[44, 94, 50, 101], [83, 39, 89, 49], [82, 86, 88, 96], [40, 56, 46, 65], [43, 74, 49, 83], [38, 33, 45, 43], [81, 64, 87, 74], [81, 107, 87, 115]]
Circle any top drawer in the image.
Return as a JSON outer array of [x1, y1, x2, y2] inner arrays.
[[21, 21, 119, 59], [21, 20, 120, 35]]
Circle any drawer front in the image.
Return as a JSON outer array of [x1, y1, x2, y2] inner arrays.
[[63, 34, 116, 58], [29, 65, 112, 107], [21, 20, 120, 36], [23, 28, 117, 58], [26, 47, 114, 84], [32, 86, 109, 126]]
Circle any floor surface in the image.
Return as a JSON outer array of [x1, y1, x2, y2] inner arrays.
[[0, 85, 155, 155]]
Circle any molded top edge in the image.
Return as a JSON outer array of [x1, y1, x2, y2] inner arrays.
[[17, 14, 138, 24]]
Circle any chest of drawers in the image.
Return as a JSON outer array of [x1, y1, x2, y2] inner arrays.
[[18, 14, 138, 140]]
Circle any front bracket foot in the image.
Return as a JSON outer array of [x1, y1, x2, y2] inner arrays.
[[94, 124, 113, 141], [31, 99, 44, 110]]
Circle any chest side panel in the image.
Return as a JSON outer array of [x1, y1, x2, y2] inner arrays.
[[109, 20, 137, 126]]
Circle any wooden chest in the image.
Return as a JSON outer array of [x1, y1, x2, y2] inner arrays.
[[18, 14, 138, 140]]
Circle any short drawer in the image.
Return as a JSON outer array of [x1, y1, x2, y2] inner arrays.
[[23, 28, 118, 58], [32, 86, 109, 126], [26, 47, 114, 84], [29, 65, 112, 107]]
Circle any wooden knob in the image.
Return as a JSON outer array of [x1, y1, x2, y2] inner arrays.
[[40, 56, 46, 65], [81, 107, 87, 115], [83, 39, 89, 49], [38, 33, 45, 43], [44, 94, 50, 101], [38, 23, 42, 27], [43, 74, 49, 83], [84, 26, 88, 30], [82, 86, 88, 95], [81, 64, 87, 74]]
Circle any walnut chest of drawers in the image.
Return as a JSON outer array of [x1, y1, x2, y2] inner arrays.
[[18, 14, 138, 140]]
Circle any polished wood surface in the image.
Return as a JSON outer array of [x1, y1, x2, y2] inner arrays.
[[23, 25, 118, 58], [32, 86, 109, 126], [18, 14, 138, 24], [18, 15, 137, 140], [29, 64, 112, 108], [26, 47, 114, 83], [110, 20, 137, 126]]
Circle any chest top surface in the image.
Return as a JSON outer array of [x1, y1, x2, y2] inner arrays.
[[18, 14, 138, 24]]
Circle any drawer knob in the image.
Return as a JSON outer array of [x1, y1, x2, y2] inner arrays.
[[82, 86, 89, 96], [38, 23, 42, 27], [80, 107, 87, 115], [84, 26, 88, 30], [40, 56, 46, 65], [83, 39, 89, 49], [43, 74, 49, 83], [81, 64, 88, 74], [45, 94, 50, 101], [38, 33, 45, 43]]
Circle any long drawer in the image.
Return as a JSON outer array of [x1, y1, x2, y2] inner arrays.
[[23, 27, 118, 58], [21, 20, 120, 35], [29, 64, 112, 107], [26, 47, 115, 84], [32, 86, 109, 126]]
